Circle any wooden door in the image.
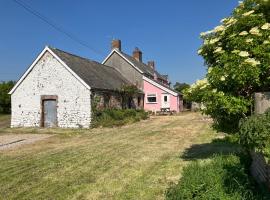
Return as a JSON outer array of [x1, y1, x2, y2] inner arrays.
[[43, 99, 57, 127]]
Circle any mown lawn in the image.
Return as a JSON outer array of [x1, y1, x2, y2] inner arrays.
[[0, 112, 219, 200]]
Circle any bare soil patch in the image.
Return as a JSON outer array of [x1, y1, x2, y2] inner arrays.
[[0, 134, 52, 150]]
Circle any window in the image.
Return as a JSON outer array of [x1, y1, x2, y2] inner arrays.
[[147, 94, 157, 103], [164, 96, 168, 102]]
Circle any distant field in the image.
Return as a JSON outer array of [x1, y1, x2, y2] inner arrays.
[[0, 115, 10, 129], [0, 113, 220, 200]]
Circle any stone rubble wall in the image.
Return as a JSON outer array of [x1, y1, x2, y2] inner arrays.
[[11, 51, 91, 128]]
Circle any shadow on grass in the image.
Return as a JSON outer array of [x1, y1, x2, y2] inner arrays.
[[181, 138, 241, 161], [166, 137, 270, 200]]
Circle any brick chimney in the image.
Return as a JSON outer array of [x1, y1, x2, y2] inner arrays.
[[147, 61, 155, 70], [111, 39, 121, 51], [133, 47, 142, 62]]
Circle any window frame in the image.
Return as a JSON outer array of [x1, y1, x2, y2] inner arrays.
[[146, 93, 158, 104]]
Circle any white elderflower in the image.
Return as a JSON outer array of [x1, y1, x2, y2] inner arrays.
[[194, 78, 209, 90], [210, 38, 220, 44], [219, 91, 225, 96], [220, 18, 227, 23], [214, 47, 223, 53], [200, 30, 213, 37], [200, 104, 206, 110], [250, 27, 262, 36], [261, 23, 270, 30], [239, 31, 248, 36], [244, 58, 261, 66], [198, 49, 203, 54], [246, 38, 253, 43], [200, 32, 206, 37], [223, 17, 237, 26], [220, 76, 226, 81], [212, 89, 217, 93], [243, 10, 255, 16], [263, 40, 270, 44], [239, 51, 249, 57], [208, 67, 213, 73], [214, 25, 225, 32]]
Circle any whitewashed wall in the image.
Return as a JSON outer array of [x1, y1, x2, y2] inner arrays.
[[11, 51, 91, 128]]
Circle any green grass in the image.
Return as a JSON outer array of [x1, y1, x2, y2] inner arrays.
[[166, 153, 270, 200], [0, 113, 221, 199], [165, 132, 270, 200]]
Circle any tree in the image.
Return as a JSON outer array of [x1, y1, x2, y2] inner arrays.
[[173, 82, 190, 93], [184, 0, 270, 132], [174, 82, 191, 109], [0, 81, 15, 114]]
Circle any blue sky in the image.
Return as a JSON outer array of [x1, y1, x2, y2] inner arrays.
[[0, 0, 238, 84]]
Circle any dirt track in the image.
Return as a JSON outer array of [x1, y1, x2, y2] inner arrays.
[[0, 134, 52, 150]]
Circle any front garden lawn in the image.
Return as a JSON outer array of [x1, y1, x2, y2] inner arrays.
[[0, 113, 227, 199]]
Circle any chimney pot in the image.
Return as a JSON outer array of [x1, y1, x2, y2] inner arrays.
[[111, 39, 121, 51], [147, 61, 155, 70], [133, 47, 142, 62]]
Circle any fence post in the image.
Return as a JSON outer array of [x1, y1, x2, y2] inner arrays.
[[254, 92, 270, 114]]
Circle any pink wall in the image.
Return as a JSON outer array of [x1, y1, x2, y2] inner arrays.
[[143, 80, 180, 112]]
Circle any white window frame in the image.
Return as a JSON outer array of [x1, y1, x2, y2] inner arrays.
[[146, 93, 158, 104]]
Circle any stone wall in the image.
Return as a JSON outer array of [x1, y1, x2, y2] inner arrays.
[[254, 92, 270, 114], [92, 90, 144, 110], [92, 91, 122, 110], [11, 51, 91, 128]]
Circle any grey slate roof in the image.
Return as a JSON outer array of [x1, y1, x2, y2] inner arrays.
[[50, 47, 131, 91], [121, 52, 167, 81], [119, 51, 180, 94]]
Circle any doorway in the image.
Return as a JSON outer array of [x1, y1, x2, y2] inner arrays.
[[161, 94, 170, 109], [41, 96, 58, 127]]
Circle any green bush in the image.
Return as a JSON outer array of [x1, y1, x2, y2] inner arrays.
[[238, 109, 270, 157], [92, 109, 148, 128], [0, 81, 15, 114], [166, 154, 268, 200]]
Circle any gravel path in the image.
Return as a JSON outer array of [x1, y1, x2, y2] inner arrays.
[[0, 134, 52, 150]]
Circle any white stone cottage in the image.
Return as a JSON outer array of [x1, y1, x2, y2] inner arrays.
[[9, 46, 139, 128], [10, 41, 182, 128]]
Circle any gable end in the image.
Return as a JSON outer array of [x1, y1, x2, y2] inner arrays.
[[9, 46, 91, 94], [102, 49, 144, 74]]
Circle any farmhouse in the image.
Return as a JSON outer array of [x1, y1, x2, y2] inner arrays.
[[9, 41, 182, 128], [103, 40, 183, 113]]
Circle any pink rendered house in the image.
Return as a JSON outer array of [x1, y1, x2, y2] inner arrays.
[[103, 40, 183, 112]]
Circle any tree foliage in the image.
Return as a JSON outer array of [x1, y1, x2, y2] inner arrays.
[[173, 82, 190, 93], [0, 81, 15, 114], [238, 109, 270, 157], [119, 84, 140, 109], [184, 0, 270, 132]]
